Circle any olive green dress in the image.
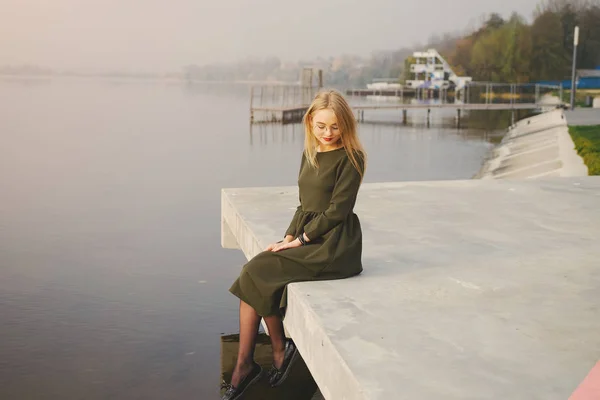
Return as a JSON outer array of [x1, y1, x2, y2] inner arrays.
[[229, 147, 364, 317]]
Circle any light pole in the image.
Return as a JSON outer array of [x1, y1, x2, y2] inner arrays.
[[570, 26, 579, 110]]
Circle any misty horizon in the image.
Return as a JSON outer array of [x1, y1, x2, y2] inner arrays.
[[1, 0, 539, 73]]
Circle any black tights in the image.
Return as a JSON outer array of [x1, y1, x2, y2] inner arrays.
[[230, 300, 286, 387]]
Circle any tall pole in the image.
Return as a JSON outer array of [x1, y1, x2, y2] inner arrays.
[[570, 26, 579, 110]]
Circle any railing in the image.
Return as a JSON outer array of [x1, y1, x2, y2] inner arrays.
[[347, 82, 563, 106], [461, 83, 563, 106], [249, 85, 317, 110], [249, 84, 319, 123], [250, 82, 565, 123]]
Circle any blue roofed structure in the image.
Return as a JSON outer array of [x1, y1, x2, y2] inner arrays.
[[536, 67, 600, 89]]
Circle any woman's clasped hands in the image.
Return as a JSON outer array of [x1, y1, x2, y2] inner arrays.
[[265, 235, 302, 253]]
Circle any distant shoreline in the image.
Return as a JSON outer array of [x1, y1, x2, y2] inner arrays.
[[0, 73, 300, 86]]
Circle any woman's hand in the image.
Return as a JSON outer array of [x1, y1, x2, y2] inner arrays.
[[264, 235, 294, 252], [271, 238, 302, 252]]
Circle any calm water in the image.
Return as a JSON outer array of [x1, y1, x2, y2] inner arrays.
[[0, 77, 499, 399]]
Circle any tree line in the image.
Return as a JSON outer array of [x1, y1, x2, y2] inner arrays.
[[442, 0, 600, 83], [181, 0, 599, 87]]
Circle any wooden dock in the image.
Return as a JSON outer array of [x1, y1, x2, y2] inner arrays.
[[250, 102, 565, 125], [249, 81, 564, 125], [249, 84, 317, 124]]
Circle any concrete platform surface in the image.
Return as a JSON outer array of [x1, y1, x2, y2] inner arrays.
[[565, 108, 600, 126], [221, 178, 600, 400]]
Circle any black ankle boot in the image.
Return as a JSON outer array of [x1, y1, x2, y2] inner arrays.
[[221, 362, 263, 400], [267, 339, 299, 387]]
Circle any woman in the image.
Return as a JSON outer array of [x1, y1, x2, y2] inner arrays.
[[221, 89, 367, 400]]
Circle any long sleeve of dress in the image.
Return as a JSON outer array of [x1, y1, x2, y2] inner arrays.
[[303, 155, 362, 241], [284, 154, 305, 238], [284, 202, 302, 238]]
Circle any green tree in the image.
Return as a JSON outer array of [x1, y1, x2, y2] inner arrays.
[[501, 14, 532, 82], [470, 30, 503, 81], [530, 11, 569, 80], [536, 1, 600, 71], [447, 37, 475, 77], [578, 5, 600, 68], [469, 16, 532, 82], [485, 13, 506, 31]]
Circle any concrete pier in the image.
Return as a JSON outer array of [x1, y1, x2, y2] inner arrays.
[[221, 178, 600, 399], [475, 108, 589, 179]]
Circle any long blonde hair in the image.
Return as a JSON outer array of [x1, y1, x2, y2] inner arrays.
[[302, 89, 367, 179]]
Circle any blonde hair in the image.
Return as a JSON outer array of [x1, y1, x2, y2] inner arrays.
[[302, 89, 367, 179]]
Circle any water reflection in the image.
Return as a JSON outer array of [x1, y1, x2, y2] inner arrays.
[[182, 80, 254, 99], [464, 109, 536, 131], [220, 334, 319, 400], [249, 118, 504, 147], [249, 123, 304, 146]]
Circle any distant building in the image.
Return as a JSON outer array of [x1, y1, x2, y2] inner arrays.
[[576, 68, 600, 89], [405, 49, 472, 90], [536, 67, 600, 89], [364, 49, 472, 91]]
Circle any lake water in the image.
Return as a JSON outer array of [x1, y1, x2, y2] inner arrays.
[[0, 77, 501, 399]]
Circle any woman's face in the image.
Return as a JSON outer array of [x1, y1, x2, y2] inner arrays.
[[311, 108, 342, 151]]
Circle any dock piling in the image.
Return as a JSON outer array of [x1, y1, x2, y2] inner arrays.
[[249, 86, 254, 122]]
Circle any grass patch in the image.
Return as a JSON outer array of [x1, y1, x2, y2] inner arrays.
[[569, 125, 600, 175]]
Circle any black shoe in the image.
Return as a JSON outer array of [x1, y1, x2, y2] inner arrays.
[[220, 362, 263, 400], [268, 339, 299, 387]]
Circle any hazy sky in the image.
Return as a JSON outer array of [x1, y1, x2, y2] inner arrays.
[[1, 0, 539, 72]]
